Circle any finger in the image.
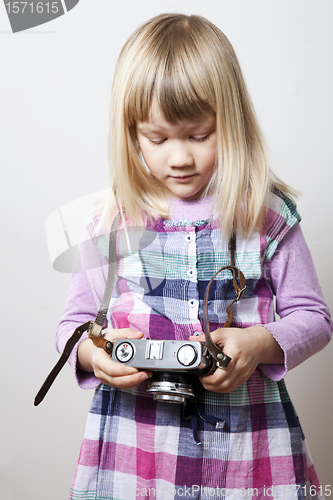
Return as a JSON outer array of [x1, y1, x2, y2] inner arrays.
[[200, 371, 236, 393], [98, 370, 152, 389], [201, 359, 255, 393], [209, 328, 233, 343], [200, 364, 229, 386], [95, 350, 139, 377], [104, 328, 144, 342], [199, 353, 241, 390], [214, 371, 248, 393], [189, 331, 232, 361], [189, 329, 231, 344], [189, 334, 205, 341]]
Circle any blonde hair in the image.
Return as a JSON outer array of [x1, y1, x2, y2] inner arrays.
[[101, 13, 296, 238]]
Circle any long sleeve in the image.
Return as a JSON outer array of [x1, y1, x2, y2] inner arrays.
[[259, 223, 332, 380], [55, 227, 108, 389]]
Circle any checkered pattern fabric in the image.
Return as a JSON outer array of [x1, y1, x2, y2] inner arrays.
[[70, 192, 323, 500]]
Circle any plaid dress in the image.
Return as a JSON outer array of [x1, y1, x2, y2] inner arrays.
[[69, 192, 325, 500]]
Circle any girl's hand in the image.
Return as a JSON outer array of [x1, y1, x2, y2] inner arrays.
[[189, 326, 284, 393], [78, 329, 152, 389]]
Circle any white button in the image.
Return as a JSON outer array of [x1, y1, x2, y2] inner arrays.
[[188, 298, 196, 307], [187, 268, 195, 278], [186, 234, 193, 242], [193, 331, 202, 337]]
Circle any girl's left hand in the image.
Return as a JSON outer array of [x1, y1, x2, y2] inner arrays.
[[189, 326, 284, 393]]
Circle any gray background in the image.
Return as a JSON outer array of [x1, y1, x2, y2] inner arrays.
[[1, 1, 332, 498]]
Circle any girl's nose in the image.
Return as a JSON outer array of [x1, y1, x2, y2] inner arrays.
[[168, 142, 194, 168]]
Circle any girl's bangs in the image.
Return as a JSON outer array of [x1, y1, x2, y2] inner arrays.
[[153, 61, 216, 122], [125, 30, 216, 125]]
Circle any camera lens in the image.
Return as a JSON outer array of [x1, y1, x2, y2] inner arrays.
[[147, 372, 196, 403]]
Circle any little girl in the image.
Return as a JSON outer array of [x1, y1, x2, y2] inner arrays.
[[56, 13, 332, 500]]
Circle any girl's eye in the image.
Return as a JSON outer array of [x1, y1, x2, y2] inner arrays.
[[192, 134, 210, 142], [147, 134, 211, 145], [149, 138, 166, 145]]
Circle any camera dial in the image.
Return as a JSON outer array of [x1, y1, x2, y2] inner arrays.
[[115, 342, 135, 363], [177, 344, 197, 366]]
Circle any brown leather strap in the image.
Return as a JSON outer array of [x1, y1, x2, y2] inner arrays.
[[203, 264, 246, 367], [34, 213, 121, 406], [88, 212, 121, 338], [90, 334, 113, 354], [34, 321, 91, 406]]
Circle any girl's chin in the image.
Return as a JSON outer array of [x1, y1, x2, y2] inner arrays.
[[167, 188, 208, 201]]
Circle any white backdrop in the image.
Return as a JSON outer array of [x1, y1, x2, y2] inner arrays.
[[1, 1, 332, 499]]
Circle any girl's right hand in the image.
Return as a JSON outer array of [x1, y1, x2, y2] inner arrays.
[[78, 329, 152, 389]]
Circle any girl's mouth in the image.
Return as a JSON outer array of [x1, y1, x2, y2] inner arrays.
[[171, 174, 196, 183]]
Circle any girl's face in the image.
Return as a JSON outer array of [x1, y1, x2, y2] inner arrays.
[[136, 101, 217, 200]]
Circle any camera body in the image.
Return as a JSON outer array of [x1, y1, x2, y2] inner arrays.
[[111, 338, 216, 403]]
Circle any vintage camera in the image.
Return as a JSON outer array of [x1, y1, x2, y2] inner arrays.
[[111, 338, 227, 403]]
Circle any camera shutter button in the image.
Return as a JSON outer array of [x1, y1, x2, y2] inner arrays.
[[177, 344, 197, 366]]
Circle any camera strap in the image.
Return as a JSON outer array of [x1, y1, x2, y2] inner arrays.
[[203, 263, 246, 367], [203, 228, 247, 367], [34, 213, 121, 406], [86, 212, 121, 351]]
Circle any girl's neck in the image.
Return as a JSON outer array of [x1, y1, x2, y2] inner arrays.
[[169, 196, 213, 221]]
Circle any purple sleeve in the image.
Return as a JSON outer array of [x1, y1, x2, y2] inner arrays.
[[55, 227, 108, 389], [259, 223, 332, 380]]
